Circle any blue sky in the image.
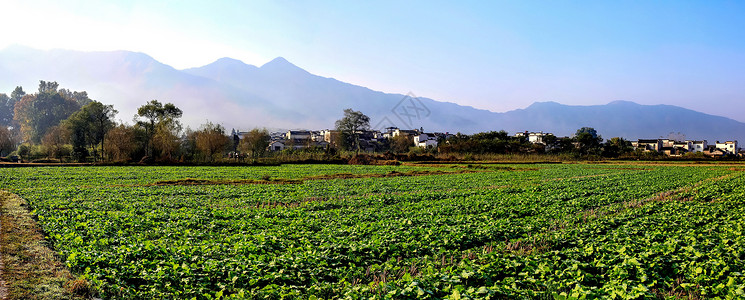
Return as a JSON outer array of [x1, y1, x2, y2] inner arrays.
[[2, 0, 744, 121]]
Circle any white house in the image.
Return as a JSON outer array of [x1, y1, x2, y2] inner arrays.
[[414, 133, 438, 148], [285, 130, 311, 140], [632, 139, 663, 152], [392, 128, 419, 138], [715, 141, 739, 154], [268, 141, 285, 151], [687, 140, 707, 153], [515, 131, 551, 144]]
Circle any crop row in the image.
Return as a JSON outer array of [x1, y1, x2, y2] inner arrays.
[[0, 164, 740, 299]]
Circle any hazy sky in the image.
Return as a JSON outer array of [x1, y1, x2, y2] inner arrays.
[[2, 0, 744, 121]]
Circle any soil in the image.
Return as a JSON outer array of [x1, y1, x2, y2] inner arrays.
[[0, 211, 7, 300]]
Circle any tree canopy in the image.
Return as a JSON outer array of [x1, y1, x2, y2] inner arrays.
[[64, 101, 118, 161], [240, 128, 271, 158], [13, 81, 81, 143], [136, 100, 183, 157], [334, 108, 370, 151]]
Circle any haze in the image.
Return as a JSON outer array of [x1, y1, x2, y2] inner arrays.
[[1, 1, 744, 122]]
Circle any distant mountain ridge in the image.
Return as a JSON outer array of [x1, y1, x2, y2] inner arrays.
[[1, 45, 744, 142]]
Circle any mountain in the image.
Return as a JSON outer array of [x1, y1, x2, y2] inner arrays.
[[496, 100, 745, 142], [1, 45, 744, 142]]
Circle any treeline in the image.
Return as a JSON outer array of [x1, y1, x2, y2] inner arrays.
[[0, 81, 271, 163], [440, 127, 638, 158]]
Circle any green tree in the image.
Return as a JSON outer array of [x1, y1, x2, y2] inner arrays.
[[11, 86, 26, 103], [0, 86, 25, 127], [63, 101, 118, 161], [135, 100, 183, 157], [87, 102, 118, 160], [0, 126, 16, 156], [391, 135, 413, 153], [0, 93, 12, 127], [239, 128, 271, 158], [334, 108, 370, 152], [603, 137, 633, 158], [58, 89, 93, 107], [574, 127, 603, 155], [13, 82, 80, 143]]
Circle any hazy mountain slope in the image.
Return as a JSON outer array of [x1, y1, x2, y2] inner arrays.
[[499, 100, 745, 142], [2, 46, 744, 142], [0, 46, 292, 129]]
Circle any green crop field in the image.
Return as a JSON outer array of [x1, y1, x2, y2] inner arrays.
[[1, 163, 745, 299]]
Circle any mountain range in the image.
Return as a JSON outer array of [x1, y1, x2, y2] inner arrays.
[[1, 45, 744, 143]]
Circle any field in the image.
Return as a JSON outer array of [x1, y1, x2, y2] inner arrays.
[[1, 163, 745, 299]]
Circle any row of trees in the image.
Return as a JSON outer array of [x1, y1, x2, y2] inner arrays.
[[439, 127, 635, 158], [0, 81, 274, 163]]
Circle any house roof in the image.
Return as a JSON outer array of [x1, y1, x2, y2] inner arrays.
[[637, 139, 660, 143]]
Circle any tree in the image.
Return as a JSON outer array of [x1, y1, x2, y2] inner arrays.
[[37, 80, 59, 93], [13, 82, 81, 143], [574, 127, 603, 155], [41, 125, 70, 159], [0, 86, 25, 127], [603, 137, 632, 158], [194, 121, 230, 161], [239, 128, 270, 158], [104, 125, 138, 162], [63, 101, 117, 161], [0, 93, 12, 127], [58, 89, 92, 107], [391, 135, 413, 153], [11, 86, 25, 103], [0, 126, 16, 156], [334, 108, 370, 152], [86, 102, 117, 160], [152, 124, 181, 161], [135, 100, 183, 157]]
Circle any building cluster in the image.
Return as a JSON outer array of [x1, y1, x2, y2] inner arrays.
[[237, 127, 742, 156], [515, 131, 742, 157], [240, 127, 451, 152], [631, 139, 740, 156]]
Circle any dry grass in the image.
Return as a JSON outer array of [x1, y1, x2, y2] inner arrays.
[[0, 191, 94, 300], [650, 277, 702, 300], [303, 169, 478, 180], [133, 169, 481, 188], [151, 177, 303, 186]]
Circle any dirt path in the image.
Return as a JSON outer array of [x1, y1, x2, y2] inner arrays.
[[0, 210, 7, 300]]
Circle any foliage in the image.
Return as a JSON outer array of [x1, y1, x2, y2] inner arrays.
[[0, 126, 18, 156], [64, 101, 118, 161], [194, 121, 231, 161], [1, 164, 744, 298], [135, 100, 183, 158], [0, 87, 26, 127], [390, 135, 413, 153], [104, 125, 139, 162], [41, 125, 71, 159], [13, 81, 81, 143], [574, 127, 603, 155], [335, 108, 370, 151], [439, 131, 534, 154], [239, 128, 271, 158]]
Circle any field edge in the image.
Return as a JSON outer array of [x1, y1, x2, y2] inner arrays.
[[0, 190, 93, 300]]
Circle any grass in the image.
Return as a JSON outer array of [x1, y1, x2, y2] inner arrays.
[[0, 191, 94, 300]]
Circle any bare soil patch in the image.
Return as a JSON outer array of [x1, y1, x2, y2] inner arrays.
[[0, 191, 93, 299]]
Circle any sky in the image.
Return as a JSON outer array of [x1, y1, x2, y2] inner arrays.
[[2, 0, 745, 121]]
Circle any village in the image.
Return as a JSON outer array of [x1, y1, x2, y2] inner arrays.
[[238, 127, 743, 157]]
